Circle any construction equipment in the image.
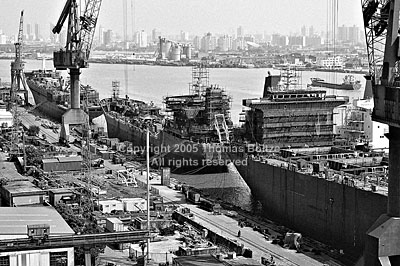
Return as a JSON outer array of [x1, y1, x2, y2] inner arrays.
[[362, 1, 400, 265], [52, 0, 102, 143], [10, 10, 29, 108]]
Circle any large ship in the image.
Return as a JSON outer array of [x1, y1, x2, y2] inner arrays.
[[101, 65, 233, 174], [230, 68, 389, 261], [25, 69, 103, 122], [309, 74, 362, 90]]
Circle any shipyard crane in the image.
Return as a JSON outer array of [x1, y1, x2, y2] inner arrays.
[[362, 0, 400, 265], [52, 0, 102, 143], [10, 10, 29, 107]]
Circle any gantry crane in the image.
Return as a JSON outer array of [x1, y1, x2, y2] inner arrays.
[[52, 0, 102, 143], [362, 1, 400, 265], [10, 10, 29, 108]]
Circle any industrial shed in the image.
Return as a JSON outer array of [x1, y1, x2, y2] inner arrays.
[[0, 180, 46, 207], [41, 156, 82, 172]]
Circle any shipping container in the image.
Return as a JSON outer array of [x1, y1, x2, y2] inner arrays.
[[106, 217, 124, 232]]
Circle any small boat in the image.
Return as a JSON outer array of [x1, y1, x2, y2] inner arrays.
[[309, 75, 361, 90]]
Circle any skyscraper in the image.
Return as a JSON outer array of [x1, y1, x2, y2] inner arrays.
[[301, 25, 307, 36], [35, 23, 40, 41], [309, 26, 314, 37], [26, 24, 32, 41], [180, 31, 189, 42], [151, 28, 161, 43], [237, 26, 244, 38], [98, 26, 104, 45], [138, 30, 147, 48]]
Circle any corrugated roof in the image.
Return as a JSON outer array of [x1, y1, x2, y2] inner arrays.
[[174, 255, 223, 266], [57, 156, 83, 162], [49, 188, 75, 194], [42, 158, 59, 163], [3, 180, 44, 194], [0, 206, 74, 238]]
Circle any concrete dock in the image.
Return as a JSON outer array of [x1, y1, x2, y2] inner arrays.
[[132, 170, 343, 266]]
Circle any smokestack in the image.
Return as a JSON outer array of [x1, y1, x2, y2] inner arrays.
[[263, 72, 280, 98]]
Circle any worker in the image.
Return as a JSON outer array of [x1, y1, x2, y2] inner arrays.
[[238, 230, 241, 237]]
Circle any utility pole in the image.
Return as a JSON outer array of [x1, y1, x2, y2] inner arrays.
[[146, 126, 150, 262]]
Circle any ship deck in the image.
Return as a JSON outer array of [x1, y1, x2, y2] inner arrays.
[[247, 146, 388, 196]]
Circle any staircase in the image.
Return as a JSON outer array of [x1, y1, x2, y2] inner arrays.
[[214, 114, 230, 144]]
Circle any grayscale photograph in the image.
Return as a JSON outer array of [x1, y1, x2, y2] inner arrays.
[[0, 1, 394, 266]]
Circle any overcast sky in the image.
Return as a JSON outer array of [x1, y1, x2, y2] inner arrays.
[[0, 0, 364, 38]]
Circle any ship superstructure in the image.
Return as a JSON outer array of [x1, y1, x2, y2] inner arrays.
[[164, 65, 232, 144], [101, 64, 233, 174], [242, 68, 347, 147]]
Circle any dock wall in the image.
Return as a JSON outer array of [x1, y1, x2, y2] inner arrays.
[[234, 157, 387, 256]]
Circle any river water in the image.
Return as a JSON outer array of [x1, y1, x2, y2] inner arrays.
[[0, 59, 366, 212]]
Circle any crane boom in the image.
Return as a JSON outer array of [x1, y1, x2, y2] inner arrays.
[[10, 10, 29, 107], [79, 0, 102, 63], [51, 0, 102, 143], [15, 10, 24, 61], [362, 0, 391, 85]]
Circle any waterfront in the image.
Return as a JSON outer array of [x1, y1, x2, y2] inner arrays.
[[0, 59, 367, 213], [0, 59, 366, 126]]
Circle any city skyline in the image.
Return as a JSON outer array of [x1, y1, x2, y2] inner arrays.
[[0, 0, 364, 40]]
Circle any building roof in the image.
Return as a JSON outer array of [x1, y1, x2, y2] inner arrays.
[[2, 180, 45, 195], [0, 206, 74, 239], [57, 156, 83, 163], [48, 188, 75, 194], [174, 255, 223, 266], [42, 158, 59, 164], [106, 217, 123, 224], [99, 200, 122, 205]]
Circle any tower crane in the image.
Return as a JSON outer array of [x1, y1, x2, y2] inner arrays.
[[10, 10, 29, 108], [362, 1, 400, 265], [52, 0, 102, 143]]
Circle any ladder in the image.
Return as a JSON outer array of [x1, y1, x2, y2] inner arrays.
[[214, 114, 230, 144]]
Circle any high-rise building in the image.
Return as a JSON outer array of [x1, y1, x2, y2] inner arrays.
[[289, 36, 306, 47], [138, 30, 147, 48], [180, 31, 189, 42], [237, 26, 244, 38], [201, 32, 216, 52], [309, 26, 314, 37], [98, 26, 104, 45], [35, 23, 40, 41], [59, 29, 66, 46], [49, 23, 56, 43], [26, 24, 32, 41], [103, 29, 113, 46], [337, 25, 348, 42], [217, 35, 230, 52], [301, 25, 307, 36], [193, 36, 201, 50], [348, 25, 360, 44], [152, 28, 161, 43]]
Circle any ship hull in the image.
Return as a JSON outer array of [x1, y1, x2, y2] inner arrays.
[[26, 78, 102, 123], [310, 79, 361, 90], [230, 152, 386, 257], [104, 111, 228, 174]]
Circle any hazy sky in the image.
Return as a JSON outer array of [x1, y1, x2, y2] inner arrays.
[[0, 0, 364, 38]]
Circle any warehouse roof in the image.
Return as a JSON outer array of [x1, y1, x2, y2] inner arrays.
[[2, 180, 45, 195], [56, 156, 82, 163], [0, 206, 74, 239]]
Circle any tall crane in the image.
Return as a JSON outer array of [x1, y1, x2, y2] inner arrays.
[[362, 1, 400, 265], [52, 0, 102, 143], [10, 10, 29, 108]]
